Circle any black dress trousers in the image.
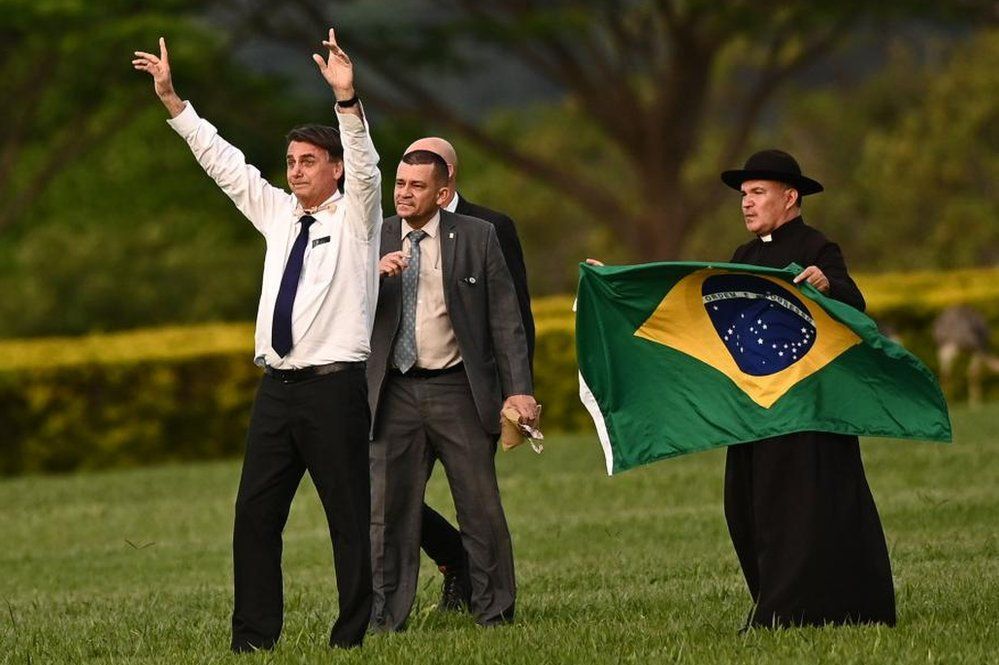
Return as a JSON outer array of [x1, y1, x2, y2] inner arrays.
[[231, 366, 372, 650]]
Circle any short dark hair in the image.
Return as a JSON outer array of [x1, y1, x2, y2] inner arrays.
[[286, 124, 345, 191], [401, 149, 449, 187]]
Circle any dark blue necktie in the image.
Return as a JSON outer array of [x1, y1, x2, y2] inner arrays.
[[271, 214, 316, 358]]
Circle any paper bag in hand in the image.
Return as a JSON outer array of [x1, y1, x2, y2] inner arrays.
[[500, 405, 544, 453]]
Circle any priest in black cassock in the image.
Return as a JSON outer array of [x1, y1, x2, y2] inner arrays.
[[720, 150, 896, 629]]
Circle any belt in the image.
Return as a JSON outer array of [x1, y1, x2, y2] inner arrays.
[[264, 361, 365, 383], [389, 362, 464, 379]]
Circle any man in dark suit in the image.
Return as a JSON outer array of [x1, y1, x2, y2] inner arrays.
[[403, 137, 535, 611], [368, 150, 537, 631]]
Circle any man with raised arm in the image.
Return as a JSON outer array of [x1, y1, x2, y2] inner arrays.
[[133, 29, 381, 651]]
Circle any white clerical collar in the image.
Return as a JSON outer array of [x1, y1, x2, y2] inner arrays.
[[295, 190, 342, 217], [443, 191, 460, 213], [401, 210, 441, 239], [760, 234, 773, 243]]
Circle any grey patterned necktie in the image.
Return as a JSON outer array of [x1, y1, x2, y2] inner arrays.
[[393, 229, 427, 373]]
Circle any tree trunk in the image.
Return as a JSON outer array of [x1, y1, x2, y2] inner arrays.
[[627, 200, 690, 261]]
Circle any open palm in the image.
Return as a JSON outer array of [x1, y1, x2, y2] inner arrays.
[[312, 28, 354, 97]]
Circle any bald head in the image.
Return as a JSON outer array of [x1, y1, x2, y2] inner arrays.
[[405, 137, 457, 185]]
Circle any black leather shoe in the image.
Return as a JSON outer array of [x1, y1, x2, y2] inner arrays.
[[438, 565, 471, 612]]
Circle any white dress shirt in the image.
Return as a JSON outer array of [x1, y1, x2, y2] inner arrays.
[[168, 102, 382, 369]]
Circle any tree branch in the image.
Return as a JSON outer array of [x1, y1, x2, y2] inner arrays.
[[239, 0, 633, 221], [367, 74, 630, 222], [452, 0, 647, 157]]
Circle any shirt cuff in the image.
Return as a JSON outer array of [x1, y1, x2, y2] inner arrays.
[[166, 101, 199, 136], [335, 104, 368, 133]]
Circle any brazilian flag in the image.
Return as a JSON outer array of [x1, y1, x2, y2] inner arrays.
[[576, 261, 952, 475]]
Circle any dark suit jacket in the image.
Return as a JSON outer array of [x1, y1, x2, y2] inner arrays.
[[454, 196, 535, 366], [368, 210, 533, 435]]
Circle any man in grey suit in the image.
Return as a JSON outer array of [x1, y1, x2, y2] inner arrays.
[[404, 136, 536, 612], [368, 149, 537, 631]]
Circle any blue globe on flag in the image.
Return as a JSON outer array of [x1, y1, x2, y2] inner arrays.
[[702, 274, 817, 376]]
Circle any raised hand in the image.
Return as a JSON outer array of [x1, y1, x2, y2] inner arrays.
[[132, 37, 185, 117], [312, 28, 355, 102]]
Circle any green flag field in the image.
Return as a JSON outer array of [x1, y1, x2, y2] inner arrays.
[[1, 404, 996, 664], [577, 262, 952, 474]]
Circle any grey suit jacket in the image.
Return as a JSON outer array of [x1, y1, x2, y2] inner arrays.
[[368, 210, 533, 436]]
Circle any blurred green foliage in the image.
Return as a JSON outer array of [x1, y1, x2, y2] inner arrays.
[[456, 102, 637, 296], [0, 2, 323, 336], [851, 31, 998, 268], [233, 0, 995, 267], [761, 29, 999, 271], [0, 3, 994, 338], [458, 30, 999, 294]]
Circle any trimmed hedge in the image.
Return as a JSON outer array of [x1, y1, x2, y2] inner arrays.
[[1, 267, 997, 475], [857, 267, 999, 322], [856, 267, 999, 380], [0, 355, 259, 475]]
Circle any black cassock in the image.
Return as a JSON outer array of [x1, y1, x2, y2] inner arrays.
[[724, 216, 896, 628]]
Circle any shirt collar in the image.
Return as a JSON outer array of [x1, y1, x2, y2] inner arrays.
[[294, 190, 343, 218], [443, 192, 460, 213], [401, 210, 441, 240], [759, 215, 803, 243]]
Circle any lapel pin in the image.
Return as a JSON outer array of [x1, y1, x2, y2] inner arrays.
[[449, 232, 455, 239]]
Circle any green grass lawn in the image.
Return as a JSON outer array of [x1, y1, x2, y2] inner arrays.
[[1, 405, 996, 664]]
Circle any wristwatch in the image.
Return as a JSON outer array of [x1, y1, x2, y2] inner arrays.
[[336, 95, 359, 108]]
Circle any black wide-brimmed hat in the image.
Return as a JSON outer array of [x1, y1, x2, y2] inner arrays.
[[721, 149, 823, 195]]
